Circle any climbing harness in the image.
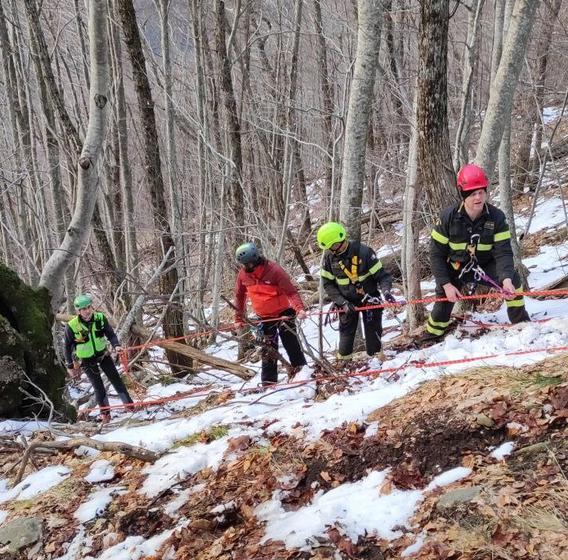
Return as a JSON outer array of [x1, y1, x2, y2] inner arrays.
[[337, 254, 365, 296]]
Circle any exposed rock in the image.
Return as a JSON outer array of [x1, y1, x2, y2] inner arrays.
[[0, 517, 42, 554], [436, 486, 483, 511], [0, 263, 75, 420]]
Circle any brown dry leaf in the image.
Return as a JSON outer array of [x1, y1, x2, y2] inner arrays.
[[489, 400, 508, 421], [240, 503, 256, 522], [462, 455, 476, 468], [227, 435, 252, 453], [379, 479, 393, 496], [550, 387, 568, 410], [347, 422, 359, 434], [492, 524, 514, 546], [333, 449, 343, 459], [320, 471, 332, 482]]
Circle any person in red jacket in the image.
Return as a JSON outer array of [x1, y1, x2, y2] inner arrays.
[[234, 242, 307, 385]]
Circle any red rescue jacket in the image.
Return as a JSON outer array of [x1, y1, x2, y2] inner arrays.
[[234, 259, 304, 320]]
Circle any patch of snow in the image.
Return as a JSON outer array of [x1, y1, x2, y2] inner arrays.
[[256, 470, 423, 549], [85, 460, 115, 483], [490, 441, 515, 460], [0, 465, 70, 503]]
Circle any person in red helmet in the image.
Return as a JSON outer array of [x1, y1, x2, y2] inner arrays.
[[420, 163, 530, 343]]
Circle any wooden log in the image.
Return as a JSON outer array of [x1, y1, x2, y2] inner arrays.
[[14, 437, 160, 485]]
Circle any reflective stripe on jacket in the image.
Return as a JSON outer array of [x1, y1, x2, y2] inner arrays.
[[430, 202, 514, 285], [68, 312, 107, 359], [234, 260, 304, 319], [320, 241, 392, 305]]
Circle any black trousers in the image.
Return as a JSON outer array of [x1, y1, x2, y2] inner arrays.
[[427, 264, 529, 337], [338, 305, 383, 358], [81, 354, 133, 410], [259, 309, 306, 384]]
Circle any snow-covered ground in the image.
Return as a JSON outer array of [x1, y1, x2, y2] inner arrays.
[[1, 193, 567, 559]]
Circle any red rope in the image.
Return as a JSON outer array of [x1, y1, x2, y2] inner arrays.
[[83, 343, 568, 416], [121, 288, 568, 353]]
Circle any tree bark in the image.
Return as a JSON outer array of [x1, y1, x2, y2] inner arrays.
[[117, 0, 192, 373], [475, 0, 540, 180], [39, 0, 110, 304], [416, 0, 457, 222], [339, 0, 384, 240]]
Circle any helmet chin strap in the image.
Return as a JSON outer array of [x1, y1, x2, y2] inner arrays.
[[331, 240, 348, 255]]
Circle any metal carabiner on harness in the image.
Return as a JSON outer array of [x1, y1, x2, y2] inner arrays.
[[362, 293, 382, 305], [458, 234, 481, 279]]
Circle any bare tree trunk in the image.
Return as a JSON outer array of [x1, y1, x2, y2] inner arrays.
[[108, 0, 140, 301], [453, 0, 485, 170], [339, 0, 384, 240], [526, 0, 563, 189], [416, 0, 456, 222], [475, 0, 540, 180], [287, 0, 312, 239], [39, 0, 109, 305], [117, 0, 192, 373], [214, 0, 245, 235], [401, 87, 425, 329], [189, 0, 210, 322], [313, 0, 335, 207]]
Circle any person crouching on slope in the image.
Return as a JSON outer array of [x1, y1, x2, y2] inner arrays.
[[234, 242, 307, 386], [317, 222, 395, 362], [64, 294, 133, 422], [421, 163, 530, 344]]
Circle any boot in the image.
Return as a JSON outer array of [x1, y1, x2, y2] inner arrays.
[[413, 330, 444, 348]]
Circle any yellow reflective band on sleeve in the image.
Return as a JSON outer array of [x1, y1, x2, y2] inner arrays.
[[427, 316, 451, 328], [449, 241, 467, 250], [319, 269, 335, 280], [431, 230, 449, 244], [506, 298, 526, 308], [368, 260, 383, 275], [336, 277, 350, 285], [494, 230, 511, 242], [477, 243, 493, 251]]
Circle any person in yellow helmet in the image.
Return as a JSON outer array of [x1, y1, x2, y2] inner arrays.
[[64, 294, 133, 422], [317, 222, 394, 361]]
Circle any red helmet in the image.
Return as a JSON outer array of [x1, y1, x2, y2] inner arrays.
[[457, 164, 488, 192]]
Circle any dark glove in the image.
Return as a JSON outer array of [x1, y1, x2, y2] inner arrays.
[[383, 292, 396, 304], [341, 301, 356, 314]]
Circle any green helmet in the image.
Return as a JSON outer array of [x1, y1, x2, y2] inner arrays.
[[235, 242, 260, 265], [73, 294, 93, 310], [317, 222, 347, 250]]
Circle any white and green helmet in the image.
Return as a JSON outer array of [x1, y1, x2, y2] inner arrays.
[[73, 294, 93, 309]]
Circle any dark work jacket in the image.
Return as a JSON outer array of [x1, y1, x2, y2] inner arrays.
[[320, 241, 392, 305], [63, 312, 119, 367], [430, 202, 515, 286]]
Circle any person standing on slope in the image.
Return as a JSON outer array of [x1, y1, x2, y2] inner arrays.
[[317, 222, 395, 362], [420, 163, 530, 344], [234, 243, 307, 386]]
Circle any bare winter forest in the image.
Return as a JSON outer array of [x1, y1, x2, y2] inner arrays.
[[0, 0, 566, 334]]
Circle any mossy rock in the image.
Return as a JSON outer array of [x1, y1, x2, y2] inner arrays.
[[0, 263, 75, 420]]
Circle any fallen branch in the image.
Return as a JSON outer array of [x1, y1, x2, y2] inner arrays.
[[14, 437, 159, 485]]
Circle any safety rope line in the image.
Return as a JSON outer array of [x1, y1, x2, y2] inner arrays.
[[117, 288, 568, 355], [83, 342, 568, 415]]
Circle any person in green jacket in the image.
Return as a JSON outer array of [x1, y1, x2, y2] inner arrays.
[[64, 294, 133, 422]]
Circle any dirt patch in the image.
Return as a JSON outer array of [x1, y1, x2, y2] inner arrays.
[[320, 410, 506, 487]]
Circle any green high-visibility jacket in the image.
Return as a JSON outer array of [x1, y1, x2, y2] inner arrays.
[[68, 312, 107, 359]]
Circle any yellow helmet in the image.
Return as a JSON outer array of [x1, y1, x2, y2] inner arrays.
[[317, 222, 346, 250]]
